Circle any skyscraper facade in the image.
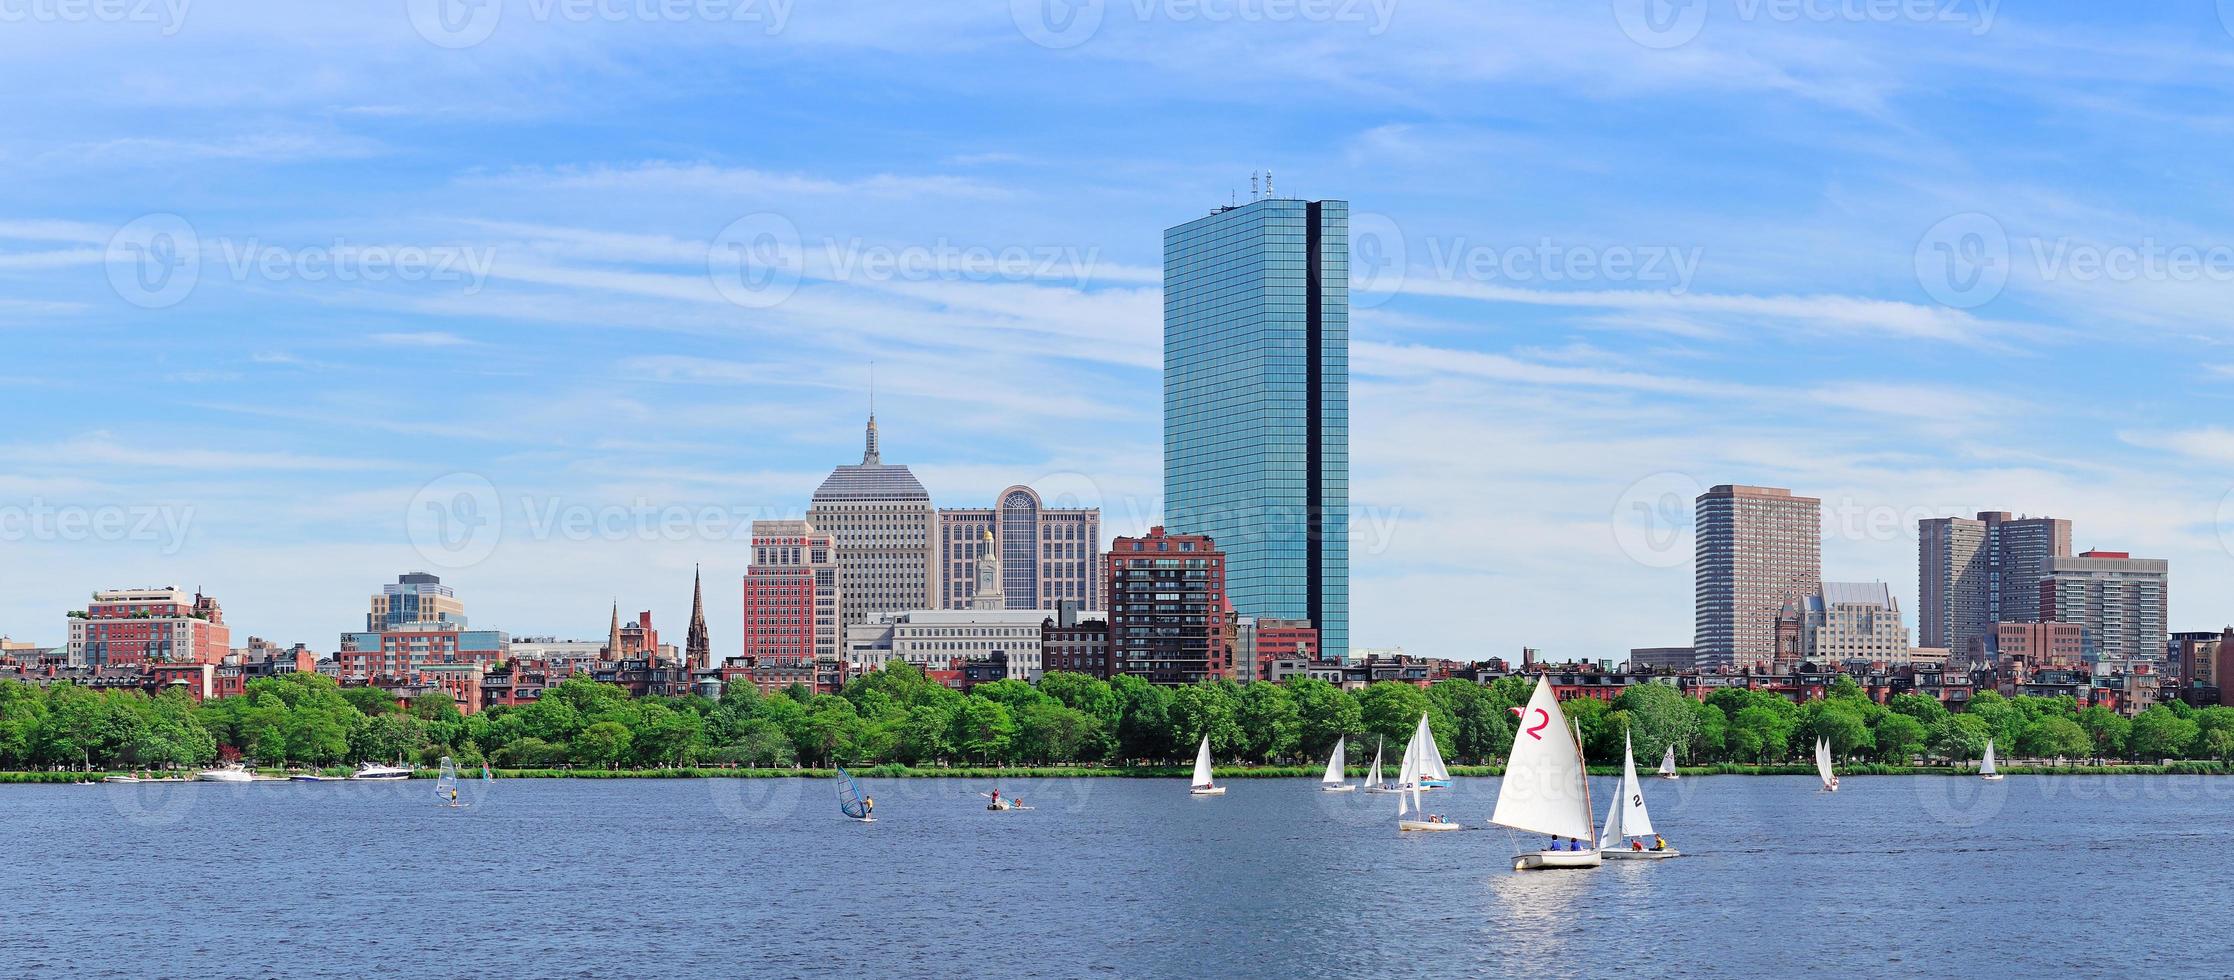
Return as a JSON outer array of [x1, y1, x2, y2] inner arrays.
[[936, 485, 1101, 611], [741, 520, 842, 663], [1918, 511, 2072, 657], [808, 416, 935, 628], [1693, 484, 1821, 671], [2039, 551, 2168, 663], [1162, 195, 1348, 659]]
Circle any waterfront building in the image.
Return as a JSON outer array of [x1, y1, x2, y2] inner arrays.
[[808, 415, 935, 628], [1163, 194, 1349, 659], [1693, 485, 1821, 672], [367, 572, 466, 631], [1918, 511, 2072, 657], [844, 607, 1098, 682], [336, 623, 508, 682], [742, 520, 842, 663], [1106, 526, 1230, 684], [1041, 602, 1109, 677], [1778, 582, 1910, 666], [1628, 646, 1696, 672], [936, 485, 1101, 610], [1997, 621, 2088, 671], [2040, 551, 2168, 663], [68, 587, 229, 668]]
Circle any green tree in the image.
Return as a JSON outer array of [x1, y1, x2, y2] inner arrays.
[[2018, 716, 2090, 760], [1232, 683, 1300, 762], [1872, 712, 1926, 763], [1111, 676, 1175, 761], [950, 696, 1016, 764], [571, 721, 634, 768], [1288, 678, 1362, 761], [2129, 706, 2199, 761], [1886, 692, 1948, 726], [1013, 702, 1102, 763], [1356, 683, 1431, 750], [1168, 683, 1243, 757], [2076, 705, 2129, 759], [1928, 714, 1990, 763], [1611, 683, 1699, 767]]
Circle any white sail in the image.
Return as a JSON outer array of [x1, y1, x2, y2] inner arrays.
[[1490, 677, 1596, 841], [1397, 724, 1421, 815], [1191, 735, 1215, 789], [435, 756, 458, 803], [1363, 739, 1384, 789], [1321, 737, 1347, 786], [1980, 739, 1997, 776], [1658, 744, 1677, 777], [1815, 737, 1836, 789], [1416, 713, 1451, 782], [1619, 731, 1654, 837], [1597, 777, 1622, 849]]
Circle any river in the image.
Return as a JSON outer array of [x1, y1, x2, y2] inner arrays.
[[4, 773, 2223, 977]]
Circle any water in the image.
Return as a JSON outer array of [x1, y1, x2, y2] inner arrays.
[[6, 773, 2227, 978]]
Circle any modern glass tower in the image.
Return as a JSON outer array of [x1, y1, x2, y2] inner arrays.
[[1162, 195, 1349, 662]]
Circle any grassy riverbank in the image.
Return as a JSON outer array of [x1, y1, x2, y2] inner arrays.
[[20, 761, 2234, 782]]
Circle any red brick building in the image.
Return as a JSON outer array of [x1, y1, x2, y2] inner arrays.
[[1106, 526, 1229, 684], [68, 588, 230, 667], [742, 521, 839, 663]]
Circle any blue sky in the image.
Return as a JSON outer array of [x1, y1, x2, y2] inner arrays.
[[5, 1, 2234, 659]]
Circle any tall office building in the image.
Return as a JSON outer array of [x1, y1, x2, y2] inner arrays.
[[937, 485, 1101, 611], [1162, 194, 1348, 659], [1918, 511, 2072, 656], [808, 415, 935, 628], [2039, 551, 2168, 663], [1694, 484, 1821, 671], [368, 571, 466, 631], [742, 520, 843, 663]]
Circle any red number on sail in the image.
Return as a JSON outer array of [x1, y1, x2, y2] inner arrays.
[[1525, 709, 1550, 740]]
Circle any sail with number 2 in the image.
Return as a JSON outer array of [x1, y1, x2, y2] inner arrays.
[[1491, 677, 1596, 842]]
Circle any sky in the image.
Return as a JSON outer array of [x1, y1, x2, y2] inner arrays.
[[5, 1, 2234, 661]]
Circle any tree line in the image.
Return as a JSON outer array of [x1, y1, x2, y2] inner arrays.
[[3, 667, 2232, 772]]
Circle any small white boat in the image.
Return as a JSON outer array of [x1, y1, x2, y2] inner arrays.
[[197, 765, 254, 783], [981, 792, 1032, 811], [101, 775, 142, 784], [1601, 731, 1679, 860], [1320, 737, 1355, 793], [351, 762, 414, 781], [1189, 735, 1226, 796], [1656, 744, 1680, 780], [1397, 713, 1462, 832], [1493, 678, 1602, 871], [1363, 738, 1400, 794], [1980, 739, 2005, 781], [290, 774, 342, 782], [1816, 737, 1839, 792]]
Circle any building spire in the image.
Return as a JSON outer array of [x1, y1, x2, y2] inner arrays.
[[686, 564, 711, 670], [605, 600, 623, 662], [862, 362, 881, 465]]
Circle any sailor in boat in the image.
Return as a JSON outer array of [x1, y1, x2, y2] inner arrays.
[[1652, 834, 1668, 852], [1630, 839, 1644, 852], [989, 789, 1000, 808]]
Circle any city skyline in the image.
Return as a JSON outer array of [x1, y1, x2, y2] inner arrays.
[[9, 6, 2234, 659]]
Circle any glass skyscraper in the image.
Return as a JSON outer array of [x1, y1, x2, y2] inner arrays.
[[1162, 196, 1349, 662]]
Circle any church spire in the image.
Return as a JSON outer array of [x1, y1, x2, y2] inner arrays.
[[686, 564, 711, 670], [605, 600, 623, 662]]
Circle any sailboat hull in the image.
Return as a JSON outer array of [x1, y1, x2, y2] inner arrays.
[[1980, 774, 2005, 781], [1189, 786, 1227, 796], [1320, 784, 1355, 793], [1514, 850, 1602, 871], [1656, 774, 1679, 781], [1364, 786, 1403, 794], [1603, 848, 1679, 860], [1398, 820, 1463, 832]]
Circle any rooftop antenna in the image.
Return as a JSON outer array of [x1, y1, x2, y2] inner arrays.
[[1250, 171, 1259, 199], [1266, 169, 1274, 198]]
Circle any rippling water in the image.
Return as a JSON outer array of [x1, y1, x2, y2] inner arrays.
[[6, 773, 2227, 978]]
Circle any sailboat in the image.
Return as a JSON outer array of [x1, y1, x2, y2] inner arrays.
[[1189, 735, 1226, 796], [435, 756, 464, 807], [1320, 736, 1355, 793], [1656, 744, 1680, 780], [1364, 737, 1399, 794], [837, 766, 876, 821], [1398, 714, 1462, 832], [1815, 737, 1839, 792], [1417, 715, 1452, 789], [1979, 739, 2004, 781], [1492, 677, 1601, 870], [1601, 731, 1676, 860]]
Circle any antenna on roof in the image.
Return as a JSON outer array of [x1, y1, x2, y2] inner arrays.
[[1250, 171, 1259, 199], [1266, 169, 1274, 198]]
